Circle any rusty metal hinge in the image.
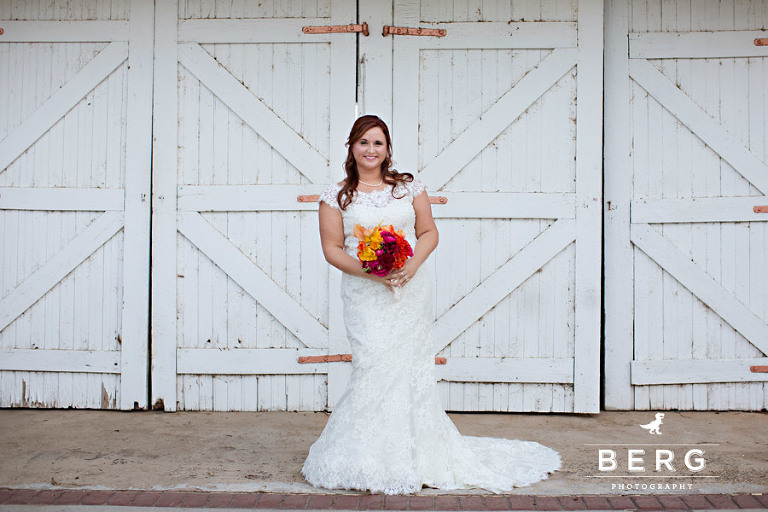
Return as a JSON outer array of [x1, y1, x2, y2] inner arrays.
[[755, 38, 768, 46], [382, 25, 446, 37], [754, 205, 768, 213], [303, 22, 369, 36], [750, 365, 768, 373]]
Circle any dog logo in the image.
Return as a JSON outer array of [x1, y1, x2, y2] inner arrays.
[[639, 412, 664, 435]]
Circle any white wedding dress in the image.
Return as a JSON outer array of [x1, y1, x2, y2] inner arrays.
[[302, 179, 561, 495]]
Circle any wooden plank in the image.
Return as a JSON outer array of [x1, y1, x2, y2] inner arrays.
[[178, 43, 327, 184], [434, 219, 575, 353], [603, 0, 633, 410], [150, 0, 180, 412], [0, 41, 128, 172], [178, 211, 328, 348], [179, 18, 333, 43], [407, 22, 578, 49], [632, 196, 768, 223], [632, 358, 768, 385], [176, 348, 328, 374], [0, 211, 123, 332], [391, 39, 420, 172], [119, 0, 154, 410], [0, 188, 123, 211], [178, 184, 321, 211], [180, 186, 574, 218], [632, 223, 768, 356], [420, 48, 577, 191], [630, 30, 768, 59], [0, 349, 120, 374], [431, 193, 575, 219], [436, 357, 574, 383], [630, 58, 768, 195], [0, 21, 129, 42], [572, 0, 603, 414]]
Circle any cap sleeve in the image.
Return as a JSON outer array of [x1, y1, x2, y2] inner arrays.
[[318, 183, 342, 210], [405, 177, 426, 198]]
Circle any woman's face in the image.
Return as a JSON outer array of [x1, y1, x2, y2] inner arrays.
[[351, 126, 387, 174]]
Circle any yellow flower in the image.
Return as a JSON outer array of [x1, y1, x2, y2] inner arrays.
[[366, 231, 382, 250], [359, 247, 377, 261]]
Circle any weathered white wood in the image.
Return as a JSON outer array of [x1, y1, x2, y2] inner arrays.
[[177, 184, 321, 211], [0, 187, 124, 211], [419, 48, 577, 191], [177, 348, 327, 374], [118, 0, 154, 410], [0, 212, 123, 332], [0, 42, 128, 172], [0, 349, 120, 373], [0, 21, 129, 42], [150, 0, 180, 411], [433, 219, 575, 353], [630, 30, 768, 59], [632, 358, 768, 385], [603, 0, 634, 410], [632, 196, 768, 223], [632, 224, 768, 356], [436, 357, 574, 383], [432, 193, 576, 219], [572, 0, 603, 414], [323, 0, 357, 410], [179, 18, 332, 43], [178, 211, 328, 348], [629, 58, 768, 195], [178, 43, 327, 185], [416, 22, 578, 49], [357, 0, 393, 119]]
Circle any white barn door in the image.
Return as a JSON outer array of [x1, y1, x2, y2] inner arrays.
[[0, 0, 153, 409], [378, 0, 603, 413], [605, 0, 768, 410], [151, 0, 357, 411]]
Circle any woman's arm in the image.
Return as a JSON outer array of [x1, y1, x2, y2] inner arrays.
[[318, 201, 394, 290], [390, 189, 439, 286]]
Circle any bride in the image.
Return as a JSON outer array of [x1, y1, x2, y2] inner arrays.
[[302, 115, 561, 494]]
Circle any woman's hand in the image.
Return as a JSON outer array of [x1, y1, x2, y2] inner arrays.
[[364, 272, 396, 292], [388, 259, 420, 288]]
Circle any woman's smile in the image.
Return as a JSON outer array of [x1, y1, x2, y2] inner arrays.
[[352, 126, 387, 172]]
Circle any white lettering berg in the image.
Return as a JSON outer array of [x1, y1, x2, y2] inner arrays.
[[598, 449, 706, 472]]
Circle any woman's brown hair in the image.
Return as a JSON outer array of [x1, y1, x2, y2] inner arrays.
[[336, 115, 414, 210]]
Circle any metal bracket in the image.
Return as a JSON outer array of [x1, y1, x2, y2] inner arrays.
[[755, 38, 768, 46], [303, 22, 369, 36], [754, 205, 768, 213], [382, 25, 446, 37]]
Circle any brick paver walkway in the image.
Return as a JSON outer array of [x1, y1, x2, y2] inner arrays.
[[1, 489, 767, 510]]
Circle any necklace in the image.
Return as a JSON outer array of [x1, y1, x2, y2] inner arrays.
[[359, 178, 383, 187]]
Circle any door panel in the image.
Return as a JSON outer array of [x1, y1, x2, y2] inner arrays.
[[151, 0, 357, 411], [604, 0, 768, 410], [0, 0, 153, 409], [384, 0, 602, 412]]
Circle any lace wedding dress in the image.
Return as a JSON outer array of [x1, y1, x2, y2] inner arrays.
[[302, 179, 561, 494]]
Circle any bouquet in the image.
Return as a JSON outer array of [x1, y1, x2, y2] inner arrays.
[[353, 223, 413, 277]]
